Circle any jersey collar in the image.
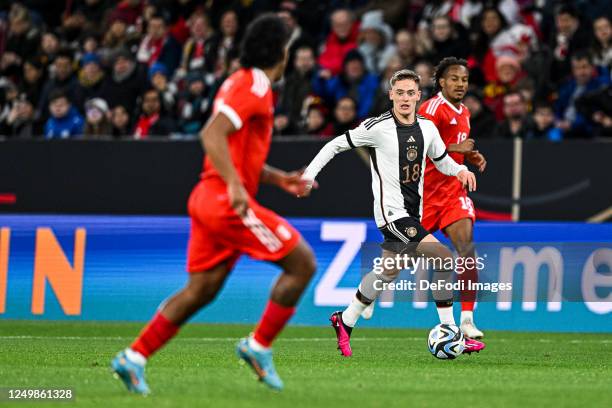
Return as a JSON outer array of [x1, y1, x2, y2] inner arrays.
[[437, 91, 463, 115]]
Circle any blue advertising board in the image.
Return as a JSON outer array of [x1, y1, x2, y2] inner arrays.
[[0, 215, 610, 332]]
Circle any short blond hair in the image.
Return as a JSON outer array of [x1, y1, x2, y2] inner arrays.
[[389, 69, 421, 88]]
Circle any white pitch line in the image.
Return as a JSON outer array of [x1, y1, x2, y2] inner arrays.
[[0, 336, 415, 342], [0, 336, 610, 344]]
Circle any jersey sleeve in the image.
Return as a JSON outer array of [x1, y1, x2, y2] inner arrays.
[[302, 134, 352, 181], [425, 121, 467, 176], [303, 120, 377, 181], [345, 121, 378, 148], [215, 77, 266, 130]]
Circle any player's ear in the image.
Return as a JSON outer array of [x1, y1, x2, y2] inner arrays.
[[417, 89, 422, 101], [388, 89, 393, 101]]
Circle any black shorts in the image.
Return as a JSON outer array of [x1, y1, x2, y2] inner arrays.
[[379, 216, 430, 253]]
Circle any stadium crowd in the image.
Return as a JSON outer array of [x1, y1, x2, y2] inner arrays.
[[0, 0, 610, 140]]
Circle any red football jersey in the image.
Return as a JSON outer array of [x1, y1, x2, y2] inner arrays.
[[418, 92, 471, 204], [201, 67, 274, 196]]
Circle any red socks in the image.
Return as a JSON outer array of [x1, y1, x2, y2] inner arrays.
[[131, 312, 180, 358], [130, 301, 294, 357], [253, 300, 295, 347], [459, 264, 478, 312]]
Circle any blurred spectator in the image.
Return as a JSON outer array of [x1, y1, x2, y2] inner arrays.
[[469, 7, 509, 85], [576, 84, 612, 137], [38, 49, 78, 120], [133, 88, 176, 139], [493, 23, 555, 102], [555, 51, 610, 137], [108, 0, 144, 27], [369, 54, 402, 116], [321, 96, 359, 137], [463, 90, 496, 140], [301, 100, 328, 136], [358, 10, 396, 75], [111, 104, 132, 138], [549, 4, 593, 84], [591, 15, 612, 70], [179, 13, 218, 81], [136, 12, 182, 76], [207, 48, 241, 102], [40, 31, 61, 67], [5, 95, 42, 138], [61, 0, 106, 43], [314, 49, 379, 120], [532, 101, 563, 141], [495, 91, 535, 138], [73, 53, 105, 112], [483, 54, 525, 120], [44, 89, 84, 139], [275, 45, 317, 135], [1, 4, 41, 78], [318, 9, 359, 76], [0, 88, 9, 136], [100, 14, 140, 61], [99, 49, 147, 115], [79, 31, 101, 57], [277, 6, 316, 74], [83, 97, 112, 138], [149, 63, 176, 113], [19, 59, 46, 114], [424, 15, 469, 64], [394, 29, 418, 68], [211, 9, 240, 78], [177, 71, 211, 135], [415, 60, 435, 101]]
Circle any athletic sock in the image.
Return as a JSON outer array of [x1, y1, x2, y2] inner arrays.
[[131, 312, 180, 358], [342, 296, 368, 327], [125, 348, 147, 366], [459, 264, 478, 312], [460, 310, 474, 323], [437, 306, 456, 326], [253, 300, 295, 348]]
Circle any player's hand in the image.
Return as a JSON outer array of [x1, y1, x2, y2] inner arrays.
[[454, 138, 475, 154], [228, 181, 249, 217], [466, 150, 487, 172], [280, 170, 318, 197], [457, 170, 477, 192]]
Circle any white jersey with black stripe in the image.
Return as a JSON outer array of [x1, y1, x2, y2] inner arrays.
[[303, 110, 467, 228]]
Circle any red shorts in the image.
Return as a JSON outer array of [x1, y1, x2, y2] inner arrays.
[[186, 181, 301, 272], [421, 196, 476, 234]]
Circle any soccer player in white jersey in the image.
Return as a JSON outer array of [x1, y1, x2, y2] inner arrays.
[[300, 69, 486, 356]]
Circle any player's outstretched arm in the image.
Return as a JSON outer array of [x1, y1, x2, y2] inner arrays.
[[299, 134, 354, 197], [200, 113, 249, 215], [426, 122, 476, 191]]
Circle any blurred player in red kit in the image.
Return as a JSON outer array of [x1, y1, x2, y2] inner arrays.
[[419, 57, 487, 338], [112, 14, 316, 393]]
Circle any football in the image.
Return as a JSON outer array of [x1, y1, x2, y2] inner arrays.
[[428, 324, 465, 359]]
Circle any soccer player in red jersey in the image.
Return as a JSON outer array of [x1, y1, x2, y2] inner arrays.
[[417, 57, 487, 338], [112, 15, 316, 393]]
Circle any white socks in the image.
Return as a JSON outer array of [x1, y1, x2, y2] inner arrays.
[[460, 310, 473, 323], [126, 348, 147, 367], [342, 296, 368, 327], [437, 306, 456, 326], [248, 335, 269, 352]]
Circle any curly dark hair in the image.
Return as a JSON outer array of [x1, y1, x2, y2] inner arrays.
[[433, 56, 468, 92], [239, 13, 289, 69]]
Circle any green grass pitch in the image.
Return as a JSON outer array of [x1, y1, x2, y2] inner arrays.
[[0, 321, 611, 407]]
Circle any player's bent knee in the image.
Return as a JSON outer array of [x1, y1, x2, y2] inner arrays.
[[281, 239, 317, 279]]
